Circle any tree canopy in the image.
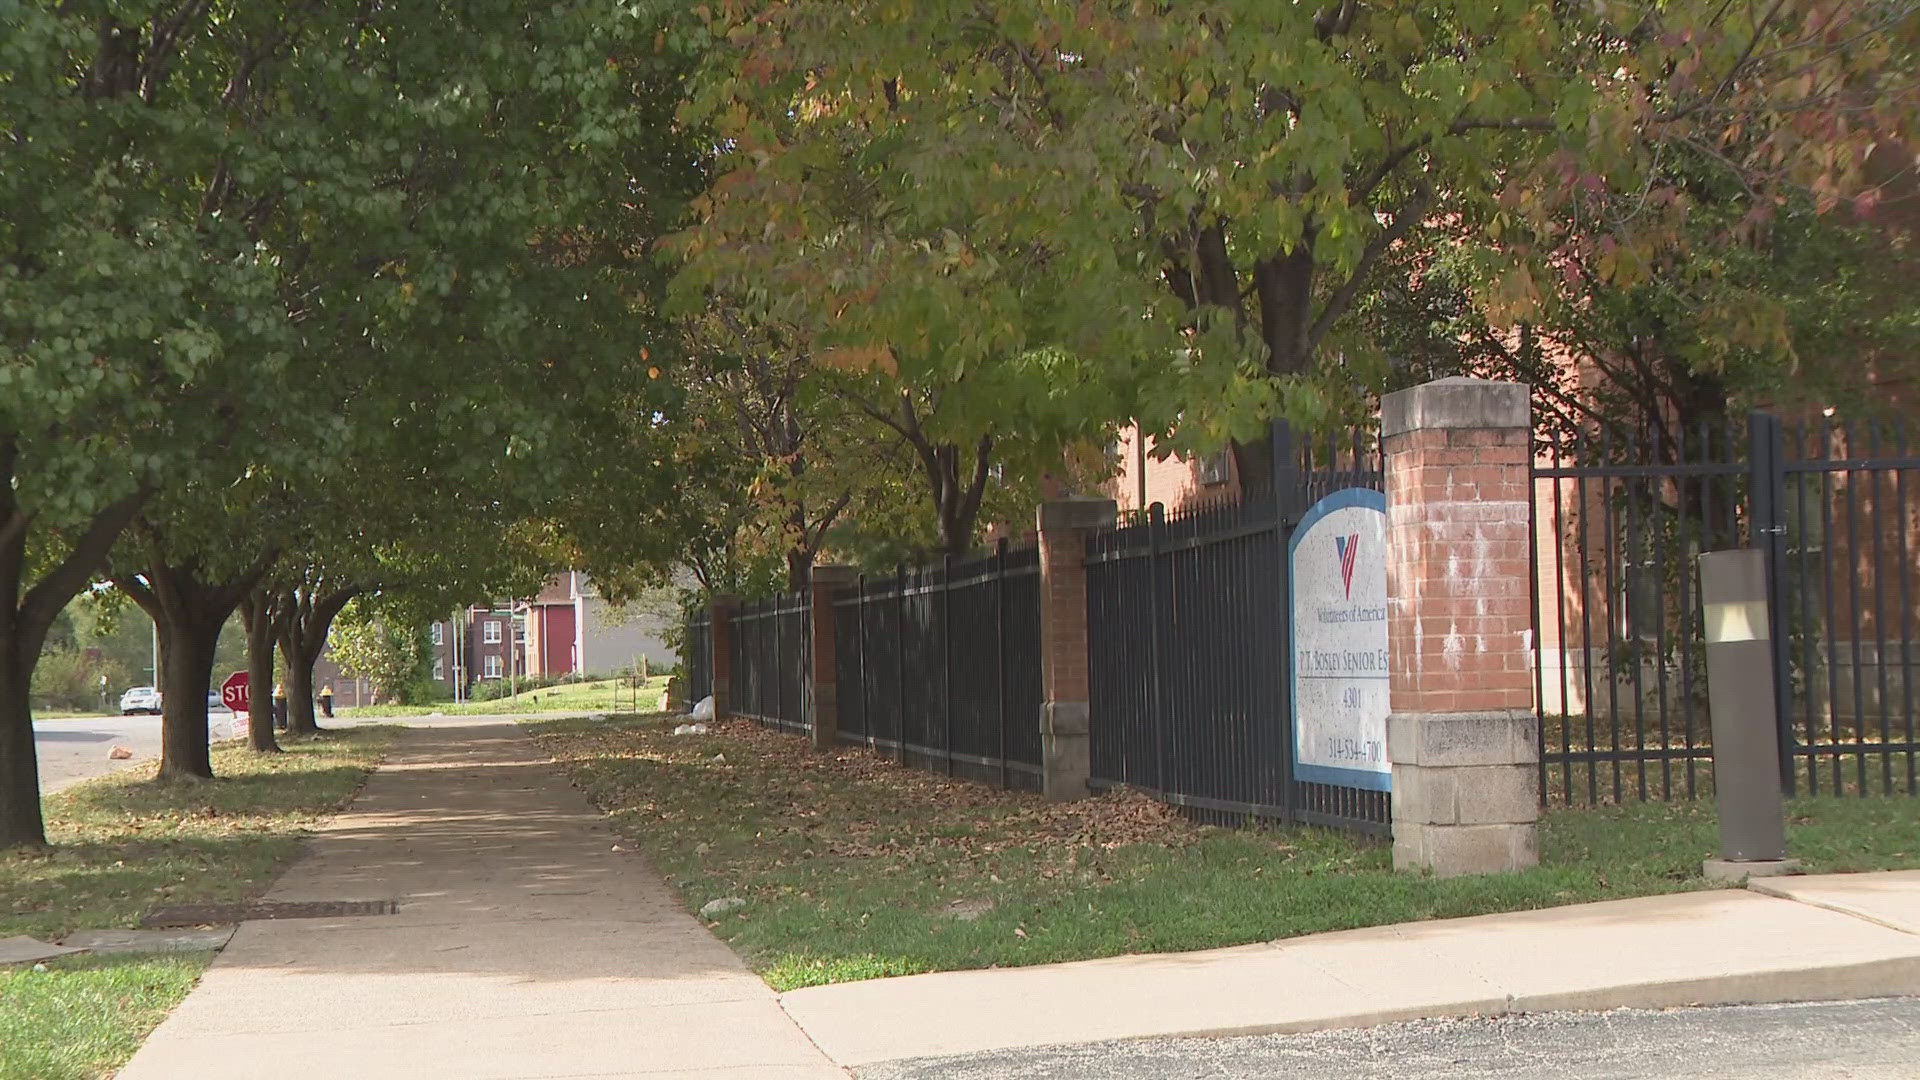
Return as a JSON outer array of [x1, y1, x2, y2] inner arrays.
[[0, 0, 695, 845], [677, 0, 1920, 490]]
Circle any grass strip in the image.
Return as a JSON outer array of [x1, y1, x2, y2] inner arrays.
[[0, 953, 207, 1080], [530, 714, 1920, 992], [344, 676, 665, 718], [1, 726, 394, 1080]]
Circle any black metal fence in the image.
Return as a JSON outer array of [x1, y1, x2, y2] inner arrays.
[[684, 610, 712, 704], [726, 593, 809, 732], [834, 541, 1046, 789], [1777, 416, 1920, 798], [1086, 428, 1389, 832], [1532, 411, 1920, 803]]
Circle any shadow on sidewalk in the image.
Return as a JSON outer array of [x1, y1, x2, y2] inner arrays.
[[192, 724, 751, 987]]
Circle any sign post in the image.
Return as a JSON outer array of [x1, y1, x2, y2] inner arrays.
[[1289, 489, 1392, 792], [220, 672, 250, 714]]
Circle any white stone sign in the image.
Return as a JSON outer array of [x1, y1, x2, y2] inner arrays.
[[1289, 488, 1391, 791]]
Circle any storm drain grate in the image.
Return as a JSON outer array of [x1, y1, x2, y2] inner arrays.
[[140, 899, 398, 927]]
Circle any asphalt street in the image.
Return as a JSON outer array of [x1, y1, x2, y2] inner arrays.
[[854, 998, 1920, 1080], [31, 712, 236, 793], [33, 710, 599, 794]]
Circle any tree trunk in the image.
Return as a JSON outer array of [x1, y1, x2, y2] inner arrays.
[[280, 586, 354, 736], [0, 642, 46, 849], [117, 543, 274, 782], [285, 650, 317, 735], [240, 591, 281, 753], [0, 440, 149, 847], [156, 608, 220, 781], [277, 595, 317, 736], [936, 492, 970, 557], [785, 500, 813, 593], [921, 437, 993, 558]]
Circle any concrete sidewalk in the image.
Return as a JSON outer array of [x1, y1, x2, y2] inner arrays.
[[781, 871, 1920, 1068], [115, 717, 1920, 1077], [118, 721, 844, 1080]]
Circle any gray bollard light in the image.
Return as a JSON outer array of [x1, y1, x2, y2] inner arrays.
[[1698, 549, 1801, 883]]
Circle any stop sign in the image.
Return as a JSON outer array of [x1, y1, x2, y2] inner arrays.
[[220, 672, 249, 712]]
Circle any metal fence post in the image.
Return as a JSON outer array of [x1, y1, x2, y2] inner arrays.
[[1748, 410, 1796, 792], [1147, 502, 1170, 795], [710, 596, 738, 722], [942, 553, 955, 776], [1269, 418, 1300, 822], [996, 538, 1010, 790], [896, 562, 908, 765], [857, 573, 870, 750]]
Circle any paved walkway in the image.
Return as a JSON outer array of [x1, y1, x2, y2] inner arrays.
[[118, 721, 843, 1080], [784, 871, 1920, 1068], [116, 717, 1920, 1077]]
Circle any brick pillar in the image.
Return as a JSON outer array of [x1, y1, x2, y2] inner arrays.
[[1382, 377, 1539, 877], [807, 566, 856, 751], [709, 595, 738, 721], [1036, 497, 1116, 800]]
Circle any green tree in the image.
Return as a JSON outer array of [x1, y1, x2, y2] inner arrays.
[[0, 0, 691, 844], [328, 599, 429, 705], [1364, 176, 1920, 448], [679, 0, 1918, 492]]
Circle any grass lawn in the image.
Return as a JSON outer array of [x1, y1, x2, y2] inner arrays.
[[343, 676, 666, 719], [530, 714, 1920, 993], [0, 953, 206, 1080], [1, 727, 394, 1080]]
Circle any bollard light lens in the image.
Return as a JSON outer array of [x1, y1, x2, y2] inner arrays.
[[1703, 599, 1769, 644]]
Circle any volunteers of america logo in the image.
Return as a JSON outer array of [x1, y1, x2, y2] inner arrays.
[[1334, 533, 1360, 599]]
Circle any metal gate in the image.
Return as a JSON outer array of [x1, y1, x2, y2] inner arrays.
[[1531, 411, 1920, 803]]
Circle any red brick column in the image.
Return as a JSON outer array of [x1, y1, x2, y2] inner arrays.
[[1382, 377, 1539, 876], [1036, 497, 1116, 800], [807, 566, 856, 751], [709, 595, 738, 722]]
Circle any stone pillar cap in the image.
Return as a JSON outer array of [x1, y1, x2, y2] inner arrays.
[[809, 565, 860, 587], [1381, 377, 1529, 437], [1037, 496, 1118, 533]]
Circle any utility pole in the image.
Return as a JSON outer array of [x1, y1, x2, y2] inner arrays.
[[508, 604, 519, 700], [451, 611, 464, 704]]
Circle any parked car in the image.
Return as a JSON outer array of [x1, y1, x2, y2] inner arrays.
[[208, 691, 228, 713], [120, 686, 162, 715]]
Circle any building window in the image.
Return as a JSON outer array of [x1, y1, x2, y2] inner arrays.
[[431, 623, 444, 646], [484, 655, 503, 679], [483, 620, 502, 644], [432, 657, 445, 680]]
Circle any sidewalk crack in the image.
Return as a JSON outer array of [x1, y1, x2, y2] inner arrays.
[[1747, 881, 1920, 937]]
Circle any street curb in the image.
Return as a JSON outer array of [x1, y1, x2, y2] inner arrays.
[[779, 886, 1920, 1068], [792, 956, 1920, 1069], [1508, 954, 1920, 1017]]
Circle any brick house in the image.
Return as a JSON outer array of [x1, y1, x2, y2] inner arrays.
[[416, 573, 678, 698]]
